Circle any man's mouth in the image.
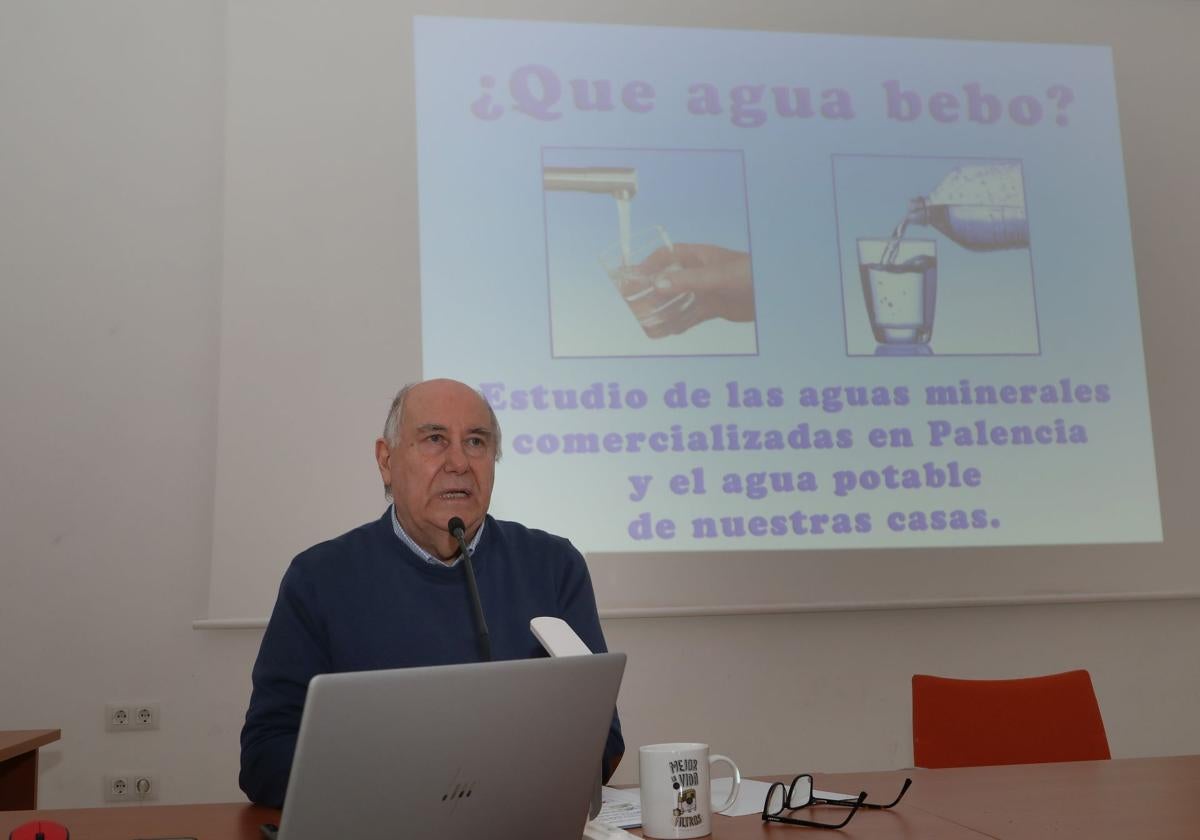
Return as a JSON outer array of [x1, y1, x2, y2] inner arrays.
[[439, 490, 471, 500]]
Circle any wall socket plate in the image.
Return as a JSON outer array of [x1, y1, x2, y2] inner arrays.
[[103, 773, 157, 802], [105, 702, 160, 731]]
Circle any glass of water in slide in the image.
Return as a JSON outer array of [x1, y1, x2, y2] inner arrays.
[[599, 226, 699, 339], [857, 238, 938, 345]]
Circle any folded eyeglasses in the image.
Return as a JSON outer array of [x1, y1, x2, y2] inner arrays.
[[762, 774, 911, 829]]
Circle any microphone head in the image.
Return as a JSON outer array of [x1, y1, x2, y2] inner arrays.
[[447, 517, 466, 538]]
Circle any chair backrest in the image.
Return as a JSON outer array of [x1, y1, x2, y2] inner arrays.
[[912, 669, 1111, 769]]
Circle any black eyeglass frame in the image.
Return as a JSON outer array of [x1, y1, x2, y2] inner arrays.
[[761, 775, 912, 829], [817, 777, 912, 811], [761, 775, 866, 830]]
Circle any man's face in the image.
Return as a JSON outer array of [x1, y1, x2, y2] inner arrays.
[[376, 380, 497, 561]]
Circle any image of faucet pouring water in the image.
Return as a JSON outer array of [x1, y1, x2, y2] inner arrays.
[[542, 160, 756, 347], [543, 165, 701, 339]]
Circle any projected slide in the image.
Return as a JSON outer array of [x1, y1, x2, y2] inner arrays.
[[413, 17, 1160, 552]]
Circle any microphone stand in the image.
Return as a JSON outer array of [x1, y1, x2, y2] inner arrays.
[[448, 517, 491, 662]]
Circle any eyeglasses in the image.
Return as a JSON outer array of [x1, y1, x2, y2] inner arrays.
[[762, 775, 912, 829]]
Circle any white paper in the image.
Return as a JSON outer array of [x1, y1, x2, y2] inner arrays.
[[583, 817, 640, 839], [711, 778, 771, 818], [597, 786, 642, 829], [610, 779, 859, 825]]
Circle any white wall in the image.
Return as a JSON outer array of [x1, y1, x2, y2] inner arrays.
[[0, 0, 230, 808], [1, 0, 1198, 809]]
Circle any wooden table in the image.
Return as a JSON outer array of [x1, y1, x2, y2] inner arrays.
[[0, 802, 279, 839], [901, 754, 1200, 840], [0, 756, 1196, 839], [644, 768, 985, 839], [684, 756, 1200, 839], [0, 730, 60, 811]]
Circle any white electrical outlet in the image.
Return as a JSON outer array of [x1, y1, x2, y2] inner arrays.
[[133, 703, 159, 729], [104, 773, 158, 802], [105, 702, 160, 732], [106, 705, 130, 730], [106, 775, 128, 800], [133, 774, 156, 799]]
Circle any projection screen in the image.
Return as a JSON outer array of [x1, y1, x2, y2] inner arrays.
[[205, 3, 1190, 623]]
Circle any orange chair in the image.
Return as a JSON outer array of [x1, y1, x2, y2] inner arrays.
[[912, 669, 1111, 769]]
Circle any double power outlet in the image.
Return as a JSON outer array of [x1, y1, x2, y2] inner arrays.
[[104, 701, 161, 802], [103, 773, 157, 802], [105, 702, 160, 732]]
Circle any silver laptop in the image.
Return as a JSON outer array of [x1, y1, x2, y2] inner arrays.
[[277, 653, 626, 840]]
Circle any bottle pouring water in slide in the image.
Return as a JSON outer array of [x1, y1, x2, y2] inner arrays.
[[903, 161, 1029, 252], [865, 162, 1029, 349]]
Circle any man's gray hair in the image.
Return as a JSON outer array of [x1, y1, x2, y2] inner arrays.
[[382, 382, 503, 459]]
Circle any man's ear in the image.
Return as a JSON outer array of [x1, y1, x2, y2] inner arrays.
[[375, 438, 393, 489]]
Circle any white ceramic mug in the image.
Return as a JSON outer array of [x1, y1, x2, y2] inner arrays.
[[639, 743, 741, 839]]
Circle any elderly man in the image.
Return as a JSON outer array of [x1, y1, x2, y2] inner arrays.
[[239, 379, 624, 807]]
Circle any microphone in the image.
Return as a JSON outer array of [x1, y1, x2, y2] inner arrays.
[[448, 517, 492, 662]]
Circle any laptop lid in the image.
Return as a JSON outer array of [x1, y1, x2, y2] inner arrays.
[[277, 652, 626, 840]]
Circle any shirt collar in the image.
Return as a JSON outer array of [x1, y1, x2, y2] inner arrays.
[[390, 505, 484, 568]]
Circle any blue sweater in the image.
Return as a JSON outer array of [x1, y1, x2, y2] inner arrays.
[[239, 511, 624, 807]]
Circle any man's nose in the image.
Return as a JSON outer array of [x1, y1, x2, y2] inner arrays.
[[443, 442, 469, 472]]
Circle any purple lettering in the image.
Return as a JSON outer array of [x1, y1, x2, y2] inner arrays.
[[964, 82, 1001, 124], [510, 64, 562, 121], [883, 80, 921, 121], [1008, 95, 1043, 126], [929, 91, 959, 122], [820, 88, 855, 119], [772, 86, 814, 118], [470, 75, 504, 120], [730, 84, 767, 128], [569, 78, 614, 112], [1046, 84, 1074, 126], [687, 82, 722, 116], [622, 80, 655, 113]]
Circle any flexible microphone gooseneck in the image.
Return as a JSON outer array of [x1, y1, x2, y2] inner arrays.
[[448, 517, 492, 662]]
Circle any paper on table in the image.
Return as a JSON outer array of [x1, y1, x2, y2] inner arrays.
[[711, 778, 856, 818], [607, 779, 858, 825], [597, 786, 641, 829], [711, 778, 771, 818]]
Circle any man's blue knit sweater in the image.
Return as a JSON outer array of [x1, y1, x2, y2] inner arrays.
[[239, 511, 624, 808]]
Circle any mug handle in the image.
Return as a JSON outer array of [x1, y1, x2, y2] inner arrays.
[[709, 754, 741, 814]]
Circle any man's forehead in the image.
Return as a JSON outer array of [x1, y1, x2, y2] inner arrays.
[[402, 383, 492, 428]]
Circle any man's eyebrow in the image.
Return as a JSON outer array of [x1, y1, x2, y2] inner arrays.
[[414, 423, 491, 437]]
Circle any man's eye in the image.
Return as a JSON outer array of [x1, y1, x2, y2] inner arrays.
[[467, 437, 486, 448], [426, 433, 445, 444]]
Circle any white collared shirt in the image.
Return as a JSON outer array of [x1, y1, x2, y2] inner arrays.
[[390, 505, 484, 568]]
